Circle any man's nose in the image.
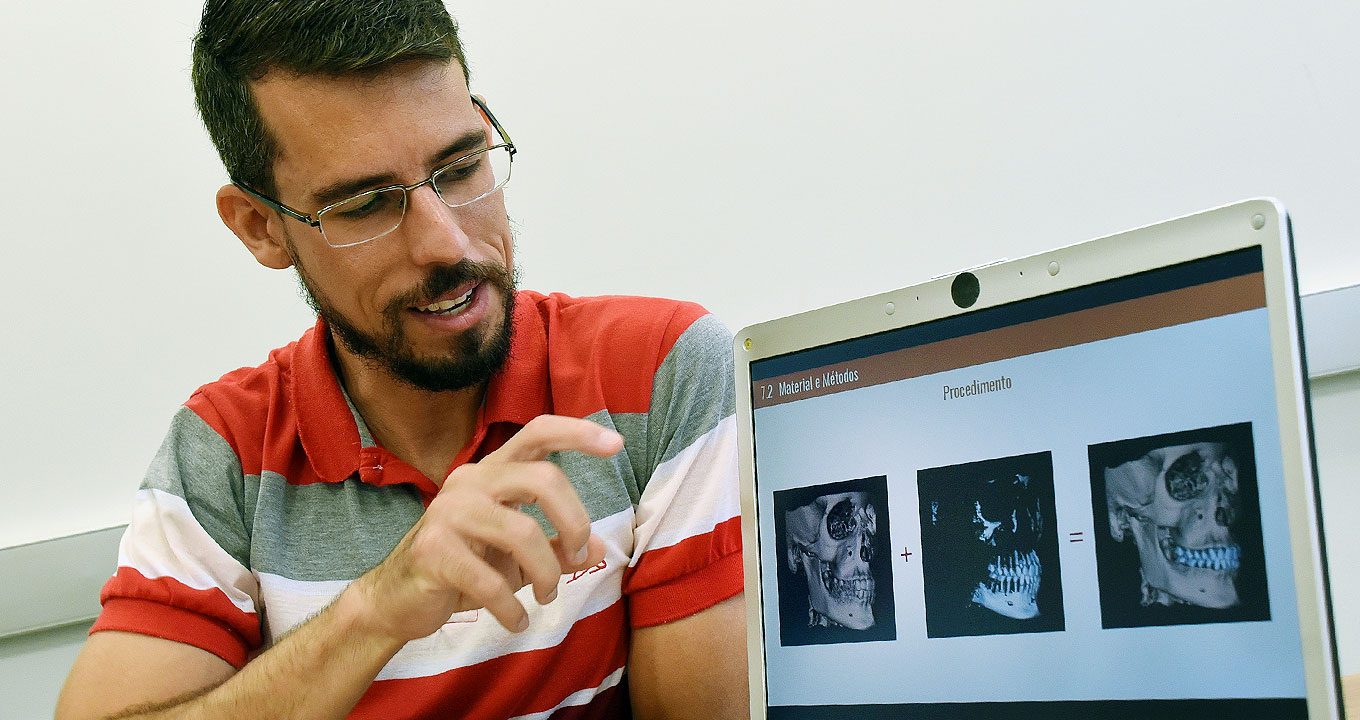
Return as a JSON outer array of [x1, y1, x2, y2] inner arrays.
[[400, 184, 471, 266]]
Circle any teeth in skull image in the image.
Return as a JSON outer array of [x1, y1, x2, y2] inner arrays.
[[972, 549, 1042, 619], [917, 452, 1065, 638], [773, 476, 896, 646], [785, 492, 878, 629], [1105, 442, 1242, 608], [1089, 423, 1270, 629]]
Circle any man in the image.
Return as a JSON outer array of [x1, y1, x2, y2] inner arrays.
[[55, 1, 746, 718]]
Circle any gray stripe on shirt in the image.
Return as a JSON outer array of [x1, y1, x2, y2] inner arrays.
[[538, 408, 643, 533], [642, 314, 735, 481], [143, 406, 253, 568], [247, 471, 423, 581]]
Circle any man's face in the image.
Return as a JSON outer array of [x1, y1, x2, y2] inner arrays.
[[250, 60, 515, 391]]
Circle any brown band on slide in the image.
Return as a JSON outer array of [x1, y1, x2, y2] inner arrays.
[[751, 272, 1266, 409]]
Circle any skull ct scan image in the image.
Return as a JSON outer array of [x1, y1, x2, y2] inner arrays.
[[773, 476, 897, 646], [917, 451, 1066, 638], [1089, 422, 1270, 628]]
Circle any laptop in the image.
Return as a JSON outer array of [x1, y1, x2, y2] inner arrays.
[[733, 198, 1342, 719]]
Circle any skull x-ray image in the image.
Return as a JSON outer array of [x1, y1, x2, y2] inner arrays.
[[773, 476, 896, 646], [1089, 422, 1269, 628], [917, 452, 1065, 638]]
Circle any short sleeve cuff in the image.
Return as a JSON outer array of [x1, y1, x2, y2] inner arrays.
[[91, 597, 251, 668], [627, 549, 743, 628]]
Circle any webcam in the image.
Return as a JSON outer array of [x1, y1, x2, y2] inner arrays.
[[950, 271, 980, 309]]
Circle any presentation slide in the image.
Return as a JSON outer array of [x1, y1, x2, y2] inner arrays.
[[748, 250, 1310, 718]]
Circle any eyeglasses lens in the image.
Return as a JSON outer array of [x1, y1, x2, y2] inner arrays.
[[319, 188, 407, 248], [317, 146, 513, 248], [433, 146, 513, 207]]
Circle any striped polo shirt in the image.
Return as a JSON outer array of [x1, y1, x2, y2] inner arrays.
[[92, 291, 743, 719]]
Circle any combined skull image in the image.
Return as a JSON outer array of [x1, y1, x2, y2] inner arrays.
[[1089, 423, 1270, 628], [917, 451, 1065, 638], [1107, 442, 1241, 607], [773, 476, 896, 646]]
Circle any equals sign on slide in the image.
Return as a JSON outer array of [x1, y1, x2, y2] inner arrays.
[[1068, 532, 1084, 543]]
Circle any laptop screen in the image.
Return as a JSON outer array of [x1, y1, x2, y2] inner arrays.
[[746, 246, 1317, 718]]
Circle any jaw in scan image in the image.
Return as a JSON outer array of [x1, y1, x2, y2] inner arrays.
[[918, 452, 1065, 638], [1089, 423, 1269, 628], [1105, 442, 1243, 608], [785, 491, 878, 629], [961, 483, 1044, 620], [931, 475, 1044, 621]]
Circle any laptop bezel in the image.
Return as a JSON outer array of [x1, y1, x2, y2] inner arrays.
[[732, 198, 1340, 718]]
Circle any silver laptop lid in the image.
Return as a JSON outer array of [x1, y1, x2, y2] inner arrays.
[[734, 199, 1340, 719]]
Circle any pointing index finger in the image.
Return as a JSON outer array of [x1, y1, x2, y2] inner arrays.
[[489, 415, 623, 463]]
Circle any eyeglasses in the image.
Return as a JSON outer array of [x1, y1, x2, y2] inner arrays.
[[234, 96, 516, 249]]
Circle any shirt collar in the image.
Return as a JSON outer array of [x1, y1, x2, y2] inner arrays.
[[290, 291, 551, 486]]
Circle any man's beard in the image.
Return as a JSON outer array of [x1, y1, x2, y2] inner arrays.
[[294, 258, 518, 393]]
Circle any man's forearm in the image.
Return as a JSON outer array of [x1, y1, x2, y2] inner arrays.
[[110, 587, 404, 720]]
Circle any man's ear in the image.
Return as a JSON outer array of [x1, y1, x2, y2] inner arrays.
[[216, 184, 295, 270]]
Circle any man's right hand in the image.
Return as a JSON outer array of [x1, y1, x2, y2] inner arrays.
[[56, 414, 622, 720], [351, 414, 622, 640]]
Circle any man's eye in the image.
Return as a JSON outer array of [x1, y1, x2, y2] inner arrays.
[[335, 192, 393, 219], [443, 157, 482, 181]]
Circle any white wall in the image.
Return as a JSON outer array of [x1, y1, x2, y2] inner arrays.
[[3, 1, 1357, 547], [2, 0, 1359, 713]]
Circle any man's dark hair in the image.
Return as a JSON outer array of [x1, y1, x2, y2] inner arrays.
[[192, 0, 469, 195]]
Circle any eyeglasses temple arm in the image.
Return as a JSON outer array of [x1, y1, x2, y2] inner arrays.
[[471, 96, 516, 157], [232, 180, 320, 227]]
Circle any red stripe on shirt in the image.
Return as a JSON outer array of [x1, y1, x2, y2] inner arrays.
[[536, 294, 711, 417], [623, 516, 744, 627], [351, 599, 630, 720], [184, 326, 361, 485], [93, 568, 260, 668], [185, 364, 282, 479], [623, 516, 742, 591]]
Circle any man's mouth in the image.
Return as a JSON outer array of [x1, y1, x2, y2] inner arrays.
[[414, 287, 476, 316]]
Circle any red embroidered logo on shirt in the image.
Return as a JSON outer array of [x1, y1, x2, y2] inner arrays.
[[566, 559, 607, 584]]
